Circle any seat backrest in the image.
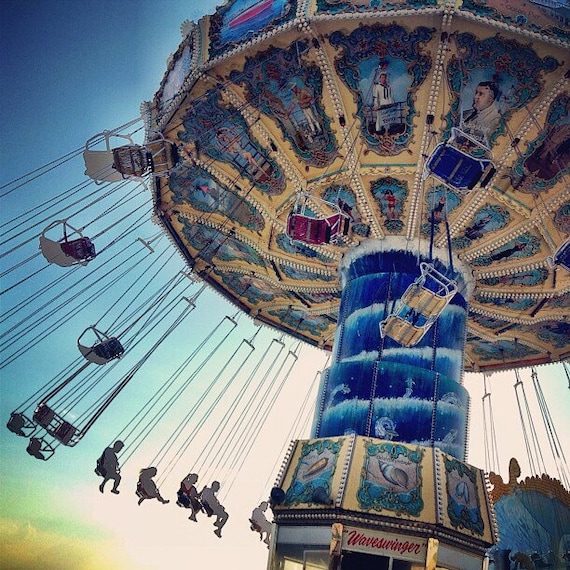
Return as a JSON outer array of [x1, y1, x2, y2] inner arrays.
[[93, 338, 124, 360], [55, 421, 76, 445], [112, 145, 148, 176], [60, 238, 96, 261], [83, 150, 124, 183], [33, 404, 55, 428]]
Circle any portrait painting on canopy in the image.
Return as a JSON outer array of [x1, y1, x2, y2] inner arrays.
[[458, 71, 507, 146], [358, 57, 412, 139]]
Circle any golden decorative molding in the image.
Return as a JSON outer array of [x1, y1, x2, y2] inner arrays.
[[488, 457, 570, 508]]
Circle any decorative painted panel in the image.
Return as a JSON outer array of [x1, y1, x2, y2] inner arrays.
[[178, 89, 286, 195], [509, 93, 570, 194], [180, 219, 267, 266], [230, 41, 338, 168], [472, 232, 542, 266], [444, 33, 560, 146], [208, 0, 297, 57], [170, 165, 265, 231], [460, 0, 570, 44], [330, 23, 435, 156], [280, 437, 348, 508], [440, 452, 487, 538]]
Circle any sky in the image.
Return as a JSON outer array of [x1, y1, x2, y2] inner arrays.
[[0, 2, 569, 570]]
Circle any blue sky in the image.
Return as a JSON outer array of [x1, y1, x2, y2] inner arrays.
[[1, 2, 568, 569]]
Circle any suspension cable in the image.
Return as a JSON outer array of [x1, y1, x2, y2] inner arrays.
[[530, 367, 570, 489], [514, 369, 547, 476], [221, 342, 301, 499], [117, 311, 239, 467], [481, 373, 501, 474]]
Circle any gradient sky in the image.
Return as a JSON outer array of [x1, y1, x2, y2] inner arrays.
[[1, 2, 569, 570]]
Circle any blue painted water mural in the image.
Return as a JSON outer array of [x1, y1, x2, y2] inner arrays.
[[313, 242, 470, 460]]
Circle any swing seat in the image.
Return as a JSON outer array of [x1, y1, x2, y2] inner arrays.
[[33, 403, 55, 428], [249, 519, 262, 533], [39, 221, 96, 267], [32, 404, 78, 446], [177, 491, 203, 511], [202, 501, 215, 517], [84, 129, 180, 184], [145, 138, 180, 175], [380, 315, 430, 347], [112, 145, 150, 177], [26, 437, 55, 460], [78, 336, 124, 364], [402, 284, 449, 315], [426, 144, 493, 193], [401, 262, 458, 316], [546, 237, 570, 272], [286, 210, 350, 245], [84, 129, 140, 184], [7, 412, 37, 437], [327, 213, 351, 245], [54, 420, 76, 445], [93, 337, 124, 360], [78, 326, 124, 365], [379, 263, 458, 347], [60, 237, 96, 262], [286, 192, 352, 246], [287, 213, 330, 244], [405, 263, 458, 309], [424, 128, 495, 194]]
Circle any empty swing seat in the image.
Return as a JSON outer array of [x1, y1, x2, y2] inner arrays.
[[287, 213, 329, 245], [145, 139, 180, 175], [286, 192, 353, 246], [424, 128, 495, 194], [7, 412, 37, 437], [33, 403, 55, 428], [32, 404, 78, 446], [380, 313, 433, 348], [39, 220, 96, 267], [54, 421, 76, 445], [78, 330, 124, 365], [84, 128, 180, 184], [380, 262, 458, 347], [402, 283, 449, 315], [426, 144, 493, 192], [286, 212, 350, 246]]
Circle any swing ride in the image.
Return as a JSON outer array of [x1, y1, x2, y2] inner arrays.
[[1, 1, 569, 569], [141, 1, 568, 568]]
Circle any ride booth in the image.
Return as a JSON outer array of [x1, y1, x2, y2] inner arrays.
[[266, 239, 497, 570], [269, 436, 496, 570]]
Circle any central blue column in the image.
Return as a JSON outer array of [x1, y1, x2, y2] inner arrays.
[[312, 238, 473, 461]]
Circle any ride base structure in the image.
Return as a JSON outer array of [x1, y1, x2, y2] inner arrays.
[[265, 240, 497, 570]]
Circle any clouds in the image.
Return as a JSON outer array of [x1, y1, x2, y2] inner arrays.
[[0, 516, 128, 570]]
